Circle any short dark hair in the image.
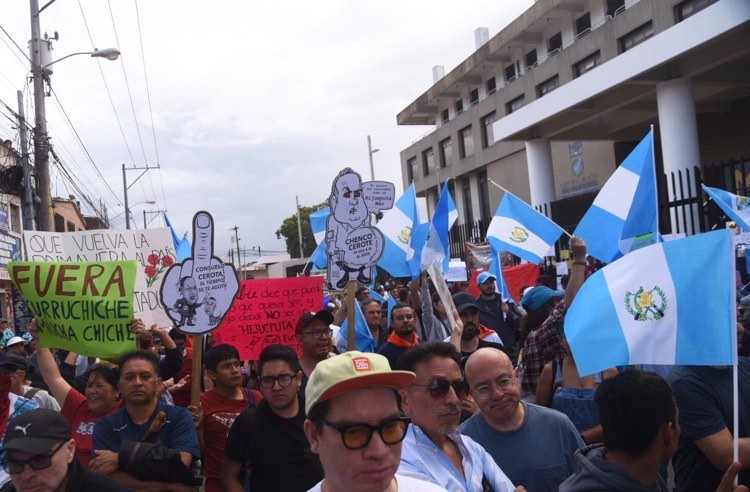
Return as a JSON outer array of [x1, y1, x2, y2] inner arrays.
[[398, 288, 410, 302], [169, 328, 187, 343], [360, 299, 381, 312], [258, 344, 301, 377], [204, 344, 240, 371], [595, 370, 676, 455], [88, 363, 119, 389], [390, 302, 412, 320], [395, 341, 461, 373], [119, 349, 161, 379]]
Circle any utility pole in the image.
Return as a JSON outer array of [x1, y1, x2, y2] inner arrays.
[[367, 135, 379, 182], [17, 91, 35, 231], [122, 164, 130, 229], [295, 196, 304, 259], [30, 0, 52, 231], [232, 226, 242, 279]]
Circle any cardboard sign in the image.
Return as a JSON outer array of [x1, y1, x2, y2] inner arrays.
[[213, 276, 324, 360], [159, 212, 239, 334], [23, 229, 174, 326], [9, 261, 138, 358], [325, 169, 394, 290]]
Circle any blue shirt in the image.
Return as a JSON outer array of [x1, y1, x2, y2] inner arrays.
[[399, 424, 515, 492], [459, 402, 583, 491], [92, 401, 200, 460]]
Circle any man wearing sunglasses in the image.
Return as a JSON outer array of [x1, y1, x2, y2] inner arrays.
[[398, 341, 518, 491], [2, 408, 128, 491], [460, 348, 583, 490], [304, 351, 443, 491], [222, 344, 323, 492]]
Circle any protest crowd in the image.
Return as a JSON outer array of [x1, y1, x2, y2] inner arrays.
[[0, 235, 746, 492]]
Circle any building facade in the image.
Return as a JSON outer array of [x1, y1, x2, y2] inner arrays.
[[398, 0, 750, 247]]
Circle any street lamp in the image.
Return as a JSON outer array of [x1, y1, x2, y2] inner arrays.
[[367, 135, 380, 181], [110, 200, 155, 227], [30, 0, 120, 231]]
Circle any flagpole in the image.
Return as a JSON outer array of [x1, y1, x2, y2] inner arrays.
[[730, 232, 739, 479], [650, 125, 660, 238], [487, 178, 573, 238]]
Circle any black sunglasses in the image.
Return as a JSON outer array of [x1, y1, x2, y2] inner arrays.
[[411, 379, 469, 399], [321, 417, 411, 450], [6, 440, 66, 474]]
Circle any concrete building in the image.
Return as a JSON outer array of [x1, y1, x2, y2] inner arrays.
[[51, 196, 86, 232], [398, 0, 750, 245]]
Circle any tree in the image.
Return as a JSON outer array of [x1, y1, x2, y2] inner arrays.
[[275, 201, 328, 258]]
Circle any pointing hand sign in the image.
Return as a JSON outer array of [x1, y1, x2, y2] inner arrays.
[[159, 211, 240, 334]]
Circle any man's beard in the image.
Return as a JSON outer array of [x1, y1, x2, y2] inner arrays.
[[462, 324, 479, 340]]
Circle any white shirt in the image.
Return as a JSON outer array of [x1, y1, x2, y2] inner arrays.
[[308, 473, 445, 491]]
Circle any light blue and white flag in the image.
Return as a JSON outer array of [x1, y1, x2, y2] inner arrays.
[[377, 184, 419, 278], [368, 287, 387, 305], [574, 130, 659, 263], [387, 293, 398, 329], [433, 184, 458, 271], [565, 229, 735, 376], [407, 222, 445, 280], [309, 207, 330, 269], [164, 212, 191, 262], [702, 185, 750, 231], [486, 191, 565, 264], [336, 301, 376, 353], [488, 253, 513, 302]]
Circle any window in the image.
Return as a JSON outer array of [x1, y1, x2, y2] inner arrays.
[[10, 204, 20, 234], [575, 13, 591, 38], [478, 170, 491, 222], [422, 148, 435, 176], [573, 51, 601, 78], [504, 64, 516, 83], [462, 178, 474, 224], [441, 109, 449, 124], [547, 32, 562, 55], [607, 0, 625, 17], [675, 0, 717, 21], [486, 77, 497, 95], [470, 89, 479, 106], [455, 99, 464, 115], [525, 49, 537, 69], [480, 112, 497, 148], [54, 213, 65, 233], [66, 221, 75, 232], [536, 75, 559, 98], [506, 95, 525, 114], [406, 157, 416, 182], [458, 126, 474, 159], [619, 21, 654, 53], [439, 138, 452, 168]]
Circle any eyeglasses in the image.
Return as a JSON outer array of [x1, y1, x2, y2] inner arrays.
[[321, 417, 411, 450], [411, 379, 469, 399], [6, 441, 66, 474], [300, 328, 333, 340], [259, 373, 297, 389], [473, 377, 516, 400]]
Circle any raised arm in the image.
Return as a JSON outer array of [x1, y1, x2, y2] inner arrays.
[[564, 237, 587, 307], [28, 320, 72, 407]]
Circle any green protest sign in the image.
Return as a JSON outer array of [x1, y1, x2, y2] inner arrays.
[[9, 261, 138, 358]]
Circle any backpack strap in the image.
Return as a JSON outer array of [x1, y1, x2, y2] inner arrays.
[[23, 388, 40, 400]]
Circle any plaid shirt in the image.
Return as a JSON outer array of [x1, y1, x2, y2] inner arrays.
[[519, 300, 567, 395]]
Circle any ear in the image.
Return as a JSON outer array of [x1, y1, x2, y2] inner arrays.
[[206, 369, 217, 382], [400, 388, 412, 416], [303, 419, 321, 454], [295, 371, 303, 389], [514, 366, 520, 378], [65, 439, 76, 464]]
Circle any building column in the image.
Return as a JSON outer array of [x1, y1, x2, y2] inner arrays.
[[525, 139, 556, 213], [656, 77, 701, 235]]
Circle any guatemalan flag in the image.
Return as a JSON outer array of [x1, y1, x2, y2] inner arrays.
[[486, 191, 565, 264], [433, 184, 458, 271], [407, 222, 445, 280], [565, 229, 735, 376], [488, 253, 513, 302], [702, 184, 750, 231], [377, 184, 418, 278], [163, 212, 191, 261], [336, 300, 376, 353], [309, 207, 330, 269], [574, 129, 659, 263]]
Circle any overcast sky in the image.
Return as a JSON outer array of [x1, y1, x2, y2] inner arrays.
[[0, 0, 533, 260]]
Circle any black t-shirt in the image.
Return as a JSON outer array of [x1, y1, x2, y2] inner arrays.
[[476, 295, 517, 349], [669, 358, 750, 491], [377, 342, 409, 370], [224, 397, 323, 492], [64, 458, 131, 492]]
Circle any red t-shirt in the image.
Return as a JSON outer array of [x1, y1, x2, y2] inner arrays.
[[61, 389, 124, 469], [171, 347, 193, 407], [201, 388, 263, 492]]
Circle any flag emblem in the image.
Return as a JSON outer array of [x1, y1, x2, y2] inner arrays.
[[398, 226, 412, 245], [737, 196, 750, 211], [509, 227, 529, 243], [624, 286, 667, 321]]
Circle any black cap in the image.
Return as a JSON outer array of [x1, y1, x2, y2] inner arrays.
[[0, 354, 31, 373], [1, 409, 71, 454], [452, 292, 480, 313], [295, 310, 335, 334]]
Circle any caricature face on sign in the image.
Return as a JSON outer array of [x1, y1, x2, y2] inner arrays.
[[159, 211, 239, 334], [325, 168, 395, 290]]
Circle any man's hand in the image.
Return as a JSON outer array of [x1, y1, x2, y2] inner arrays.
[[450, 307, 464, 337], [90, 449, 119, 475], [27, 319, 39, 339], [717, 462, 749, 492], [570, 236, 587, 263], [169, 375, 190, 393], [129, 319, 148, 337], [187, 402, 203, 429]]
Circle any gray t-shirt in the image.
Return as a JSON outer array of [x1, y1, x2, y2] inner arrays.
[[459, 402, 583, 491]]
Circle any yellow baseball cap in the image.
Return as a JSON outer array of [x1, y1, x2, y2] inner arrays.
[[305, 351, 415, 415]]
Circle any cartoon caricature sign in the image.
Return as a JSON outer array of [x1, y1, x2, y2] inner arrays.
[[325, 168, 395, 290], [159, 211, 239, 334]]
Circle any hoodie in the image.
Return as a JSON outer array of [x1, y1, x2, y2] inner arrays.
[[559, 445, 668, 492]]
